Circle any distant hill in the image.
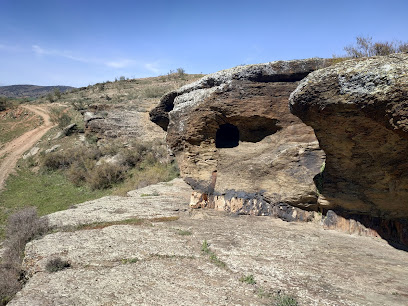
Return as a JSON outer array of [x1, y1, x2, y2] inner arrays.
[[0, 85, 75, 98]]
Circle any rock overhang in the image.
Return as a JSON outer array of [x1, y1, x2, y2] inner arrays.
[[150, 58, 336, 215], [289, 53, 408, 219]]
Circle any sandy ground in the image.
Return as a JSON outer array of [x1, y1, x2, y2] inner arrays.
[[0, 105, 55, 190]]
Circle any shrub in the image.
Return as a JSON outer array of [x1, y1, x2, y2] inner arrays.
[[45, 258, 70, 273], [46, 93, 54, 103], [239, 274, 256, 285], [0, 97, 16, 111], [86, 162, 127, 190], [0, 208, 48, 304], [53, 88, 62, 100], [273, 293, 298, 306], [177, 68, 186, 79], [49, 107, 72, 129], [344, 36, 408, 58]]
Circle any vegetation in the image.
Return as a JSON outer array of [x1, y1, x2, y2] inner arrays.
[[40, 139, 178, 191], [0, 169, 110, 239], [201, 240, 228, 269], [273, 292, 298, 306], [239, 274, 256, 285], [45, 257, 70, 273], [0, 208, 48, 305], [0, 107, 43, 144], [343, 36, 408, 58]]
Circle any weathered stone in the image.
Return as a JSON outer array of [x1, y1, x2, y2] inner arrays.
[[22, 146, 40, 159], [86, 105, 165, 141], [10, 200, 408, 306], [61, 123, 77, 136], [151, 59, 335, 214], [45, 145, 61, 154], [289, 53, 408, 220]]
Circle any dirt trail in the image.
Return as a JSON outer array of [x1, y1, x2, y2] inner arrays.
[[0, 104, 55, 190]]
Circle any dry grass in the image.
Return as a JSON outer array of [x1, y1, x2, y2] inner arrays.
[[0, 208, 48, 305]]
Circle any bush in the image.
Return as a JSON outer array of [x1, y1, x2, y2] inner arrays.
[[45, 258, 70, 273], [86, 162, 127, 190], [49, 107, 72, 129], [0, 97, 14, 111], [46, 93, 54, 103], [0, 208, 48, 304], [344, 36, 408, 58]]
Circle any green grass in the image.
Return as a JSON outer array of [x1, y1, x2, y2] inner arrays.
[[239, 274, 256, 285], [175, 229, 192, 236], [201, 240, 228, 269], [0, 168, 109, 239]]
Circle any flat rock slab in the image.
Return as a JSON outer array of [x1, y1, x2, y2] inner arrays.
[[47, 178, 192, 228], [11, 207, 408, 305]]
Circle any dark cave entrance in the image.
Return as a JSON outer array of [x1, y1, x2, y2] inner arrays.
[[216, 124, 240, 148]]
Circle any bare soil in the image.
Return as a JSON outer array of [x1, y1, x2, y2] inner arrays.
[[0, 105, 55, 190]]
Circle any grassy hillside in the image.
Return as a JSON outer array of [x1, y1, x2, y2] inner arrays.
[[0, 71, 204, 239]]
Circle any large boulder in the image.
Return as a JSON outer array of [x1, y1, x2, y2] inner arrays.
[[150, 59, 335, 216], [289, 53, 408, 219]]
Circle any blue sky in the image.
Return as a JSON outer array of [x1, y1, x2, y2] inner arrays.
[[1, 0, 407, 87]]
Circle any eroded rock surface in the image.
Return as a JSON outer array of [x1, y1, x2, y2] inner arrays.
[[9, 179, 408, 305], [290, 54, 408, 219], [85, 104, 165, 142], [290, 54, 408, 246], [150, 59, 335, 214]]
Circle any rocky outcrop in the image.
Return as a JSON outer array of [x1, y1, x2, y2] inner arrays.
[[290, 53, 408, 245], [290, 53, 408, 217], [85, 104, 165, 142], [150, 59, 335, 215], [9, 180, 408, 305]]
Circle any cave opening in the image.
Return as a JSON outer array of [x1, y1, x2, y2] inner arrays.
[[216, 124, 240, 148]]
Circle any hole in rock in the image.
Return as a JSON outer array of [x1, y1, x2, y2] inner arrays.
[[216, 124, 240, 148]]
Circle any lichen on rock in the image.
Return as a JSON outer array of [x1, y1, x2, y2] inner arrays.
[[289, 53, 408, 221]]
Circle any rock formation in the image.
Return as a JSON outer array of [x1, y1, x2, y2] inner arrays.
[[85, 104, 165, 142], [290, 53, 408, 245], [150, 59, 335, 216]]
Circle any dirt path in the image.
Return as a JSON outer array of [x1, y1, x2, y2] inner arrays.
[[0, 104, 55, 190]]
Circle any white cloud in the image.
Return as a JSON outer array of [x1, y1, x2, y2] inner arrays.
[[105, 59, 136, 68], [31, 44, 163, 75], [144, 62, 160, 74], [32, 45, 89, 63]]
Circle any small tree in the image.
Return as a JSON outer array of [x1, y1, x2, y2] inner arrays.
[[177, 67, 186, 78]]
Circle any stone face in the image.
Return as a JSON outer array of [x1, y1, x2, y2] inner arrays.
[[289, 53, 408, 219], [85, 105, 165, 142], [150, 59, 334, 214]]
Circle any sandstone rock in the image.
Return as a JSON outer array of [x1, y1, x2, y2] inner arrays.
[[45, 145, 61, 154], [22, 146, 40, 159], [85, 105, 165, 142], [11, 204, 408, 305], [289, 53, 408, 220], [46, 178, 192, 228], [61, 123, 77, 136], [95, 154, 124, 166], [151, 59, 335, 214]]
